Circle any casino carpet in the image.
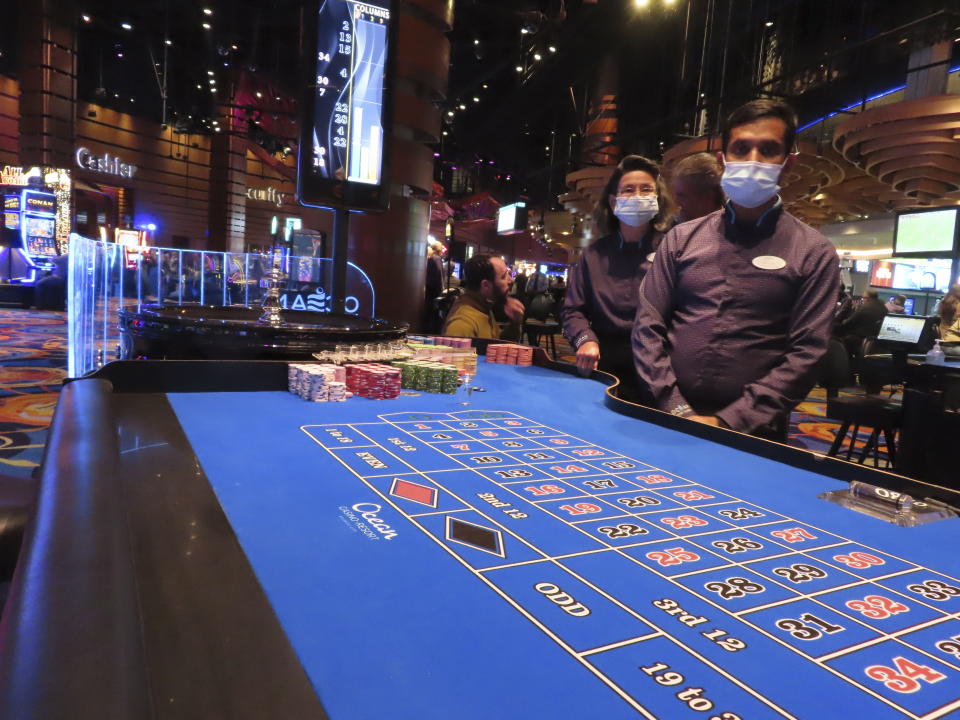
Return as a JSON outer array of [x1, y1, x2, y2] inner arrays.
[[0, 309, 889, 476], [0, 309, 67, 478]]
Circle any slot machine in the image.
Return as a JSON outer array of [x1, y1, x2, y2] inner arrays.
[[115, 228, 147, 269], [1, 188, 59, 285]]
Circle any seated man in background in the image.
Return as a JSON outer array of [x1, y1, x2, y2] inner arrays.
[[838, 289, 888, 357], [442, 254, 524, 340], [633, 98, 839, 441]]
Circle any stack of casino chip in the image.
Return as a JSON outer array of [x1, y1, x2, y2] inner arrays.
[[287, 363, 350, 402], [485, 344, 534, 366], [345, 363, 402, 400], [392, 359, 459, 394], [326, 381, 347, 402]]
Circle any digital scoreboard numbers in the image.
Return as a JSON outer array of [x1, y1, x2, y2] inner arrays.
[[298, 0, 397, 212]]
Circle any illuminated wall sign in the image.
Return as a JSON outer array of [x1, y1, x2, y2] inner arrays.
[[75, 147, 137, 178], [246, 186, 287, 206], [1, 166, 27, 186], [298, 0, 398, 212]]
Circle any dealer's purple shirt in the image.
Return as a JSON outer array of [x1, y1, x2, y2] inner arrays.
[[562, 230, 661, 348], [632, 204, 839, 433]]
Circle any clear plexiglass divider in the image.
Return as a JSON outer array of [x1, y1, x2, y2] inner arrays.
[[66, 233, 377, 378]]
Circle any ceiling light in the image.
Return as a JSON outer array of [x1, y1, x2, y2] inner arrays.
[[473, 39, 479, 45], [533, 53, 542, 61], [116, 52, 123, 58], [765, 20, 773, 27], [515, 65, 523, 72], [473, 96, 479, 102], [442, 130, 448, 136], [520, 28, 529, 35], [165, 39, 172, 46], [231, 44, 238, 50], [256, 91, 263, 98], [482, 84, 488, 89], [203, 8, 213, 15], [458, 104, 466, 110], [634, 0, 649, 6], [548, 46, 556, 53], [207, 70, 214, 75], [202, 22, 211, 30], [81, 14, 92, 23], [121, 22, 132, 30], [447, 110, 454, 117], [209, 78, 216, 84], [196, 84, 202, 89]]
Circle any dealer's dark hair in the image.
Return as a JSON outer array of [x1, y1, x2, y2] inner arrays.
[[463, 254, 496, 292], [721, 98, 798, 155], [594, 155, 665, 236]]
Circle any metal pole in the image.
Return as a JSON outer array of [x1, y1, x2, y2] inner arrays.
[[332, 207, 349, 314], [715, 0, 734, 132]]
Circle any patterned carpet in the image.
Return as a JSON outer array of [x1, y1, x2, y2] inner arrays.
[[0, 309, 887, 477], [0, 309, 67, 478]]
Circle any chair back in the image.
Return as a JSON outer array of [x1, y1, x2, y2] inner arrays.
[[527, 292, 555, 321], [819, 338, 851, 397]]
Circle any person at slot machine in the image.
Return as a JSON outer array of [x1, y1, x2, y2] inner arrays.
[[884, 294, 907, 315], [937, 284, 960, 342], [633, 98, 839, 441], [561, 155, 667, 402]]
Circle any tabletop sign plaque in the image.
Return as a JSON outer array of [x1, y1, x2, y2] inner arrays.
[[297, 0, 398, 213]]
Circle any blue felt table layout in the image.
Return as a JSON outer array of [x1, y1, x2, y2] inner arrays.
[[168, 364, 960, 720]]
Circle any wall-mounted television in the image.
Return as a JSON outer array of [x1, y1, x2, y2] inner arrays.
[[496, 202, 527, 235], [892, 207, 958, 257]]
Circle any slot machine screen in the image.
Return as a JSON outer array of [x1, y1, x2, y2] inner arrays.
[[24, 216, 57, 257]]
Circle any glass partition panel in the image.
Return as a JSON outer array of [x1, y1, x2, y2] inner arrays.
[[67, 233, 377, 378]]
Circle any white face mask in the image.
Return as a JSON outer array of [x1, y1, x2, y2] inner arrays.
[[614, 195, 658, 227], [720, 159, 784, 208]]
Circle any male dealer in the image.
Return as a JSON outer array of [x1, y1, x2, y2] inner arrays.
[[632, 99, 839, 440]]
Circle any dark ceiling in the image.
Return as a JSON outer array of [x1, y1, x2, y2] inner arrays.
[[2, 0, 958, 208]]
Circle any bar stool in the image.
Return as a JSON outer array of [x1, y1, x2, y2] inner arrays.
[[820, 339, 902, 467]]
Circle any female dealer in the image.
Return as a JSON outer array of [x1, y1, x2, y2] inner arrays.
[[561, 155, 667, 402]]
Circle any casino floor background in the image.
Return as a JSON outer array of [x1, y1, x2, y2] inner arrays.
[[0, 308, 890, 482]]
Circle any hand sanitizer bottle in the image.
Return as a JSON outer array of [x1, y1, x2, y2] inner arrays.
[[926, 339, 945, 365]]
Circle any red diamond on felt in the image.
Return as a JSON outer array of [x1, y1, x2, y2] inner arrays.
[[389, 478, 438, 507]]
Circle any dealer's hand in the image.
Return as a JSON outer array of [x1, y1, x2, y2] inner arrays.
[[689, 415, 721, 427], [503, 297, 525, 324], [575, 341, 600, 376]]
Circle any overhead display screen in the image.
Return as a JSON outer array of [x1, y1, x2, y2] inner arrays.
[[497, 202, 528, 235], [298, 0, 397, 212], [893, 207, 958, 256]]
